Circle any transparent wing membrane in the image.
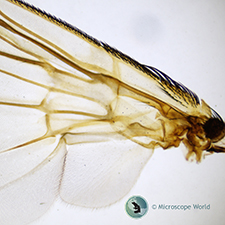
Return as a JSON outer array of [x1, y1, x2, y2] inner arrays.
[[0, 0, 225, 224]]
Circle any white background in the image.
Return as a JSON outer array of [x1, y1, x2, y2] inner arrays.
[[23, 0, 225, 224]]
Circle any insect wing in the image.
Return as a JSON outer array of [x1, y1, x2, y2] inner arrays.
[[0, 0, 153, 224]]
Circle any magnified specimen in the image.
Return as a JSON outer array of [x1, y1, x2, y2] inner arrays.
[[0, 0, 224, 224]]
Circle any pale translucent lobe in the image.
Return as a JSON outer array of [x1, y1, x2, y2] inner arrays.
[[60, 137, 152, 207], [0, 137, 59, 186], [0, 138, 66, 225]]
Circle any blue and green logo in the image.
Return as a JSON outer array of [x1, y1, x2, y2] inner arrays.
[[125, 196, 148, 218]]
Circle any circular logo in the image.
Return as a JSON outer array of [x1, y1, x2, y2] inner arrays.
[[125, 196, 148, 218]]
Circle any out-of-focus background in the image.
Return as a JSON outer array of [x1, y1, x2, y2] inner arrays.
[[27, 0, 225, 224]]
